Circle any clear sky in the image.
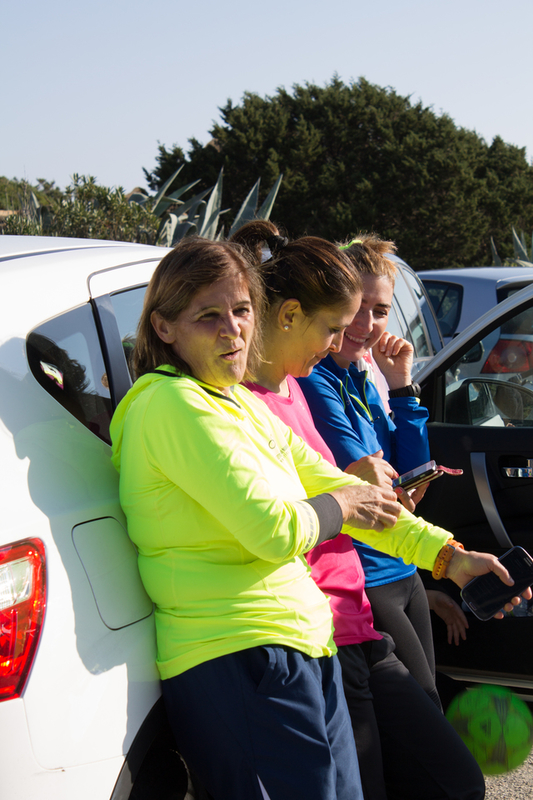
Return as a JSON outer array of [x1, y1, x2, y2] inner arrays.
[[3, 0, 532, 194]]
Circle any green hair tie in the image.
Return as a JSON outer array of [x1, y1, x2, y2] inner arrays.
[[339, 238, 363, 250]]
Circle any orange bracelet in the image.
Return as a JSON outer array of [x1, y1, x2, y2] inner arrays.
[[432, 539, 464, 580]]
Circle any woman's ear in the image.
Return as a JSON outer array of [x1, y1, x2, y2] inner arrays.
[[151, 312, 176, 344], [277, 299, 302, 331]]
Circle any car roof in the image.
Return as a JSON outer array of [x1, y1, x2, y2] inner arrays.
[[417, 266, 533, 288], [0, 236, 168, 340], [0, 235, 153, 260]]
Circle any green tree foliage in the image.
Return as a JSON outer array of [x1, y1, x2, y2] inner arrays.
[[144, 77, 533, 269], [2, 175, 159, 243], [50, 175, 159, 242]]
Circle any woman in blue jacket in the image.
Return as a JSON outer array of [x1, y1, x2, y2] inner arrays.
[[299, 235, 468, 709]]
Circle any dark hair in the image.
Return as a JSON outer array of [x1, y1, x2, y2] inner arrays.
[[134, 237, 264, 379], [230, 220, 362, 316], [339, 234, 397, 286]]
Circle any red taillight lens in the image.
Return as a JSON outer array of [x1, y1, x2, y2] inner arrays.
[[481, 339, 533, 374], [0, 539, 46, 701]]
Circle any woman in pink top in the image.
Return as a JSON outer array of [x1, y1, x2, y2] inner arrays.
[[233, 220, 485, 800]]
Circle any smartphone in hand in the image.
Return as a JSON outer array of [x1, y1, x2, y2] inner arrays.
[[392, 460, 463, 492], [461, 546, 533, 621], [392, 460, 440, 491]]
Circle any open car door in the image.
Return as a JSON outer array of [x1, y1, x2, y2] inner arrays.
[[415, 284, 533, 696]]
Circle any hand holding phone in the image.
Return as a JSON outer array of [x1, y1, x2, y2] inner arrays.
[[461, 546, 533, 621], [392, 460, 463, 492]]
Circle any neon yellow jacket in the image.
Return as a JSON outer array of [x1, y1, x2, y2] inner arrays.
[[110, 367, 450, 679]]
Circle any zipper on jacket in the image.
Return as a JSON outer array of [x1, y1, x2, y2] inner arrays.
[[338, 374, 373, 422]]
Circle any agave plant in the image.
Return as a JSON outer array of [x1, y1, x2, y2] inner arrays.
[[131, 167, 283, 248], [491, 228, 533, 267]]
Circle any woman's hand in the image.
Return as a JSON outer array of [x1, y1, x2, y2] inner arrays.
[[445, 548, 533, 618], [330, 483, 402, 532], [426, 589, 469, 645], [345, 450, 397, 487], [394, 481, 429, 511], [344, 452, 426, 514], [372, 332, 413, 390]]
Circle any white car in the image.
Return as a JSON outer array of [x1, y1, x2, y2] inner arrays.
[[418, 266, 533, 345], [0, 236, 205, 800]]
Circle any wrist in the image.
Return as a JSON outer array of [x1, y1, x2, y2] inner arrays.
[[432, 539, 464, 580], [388, 382, 421, 398]]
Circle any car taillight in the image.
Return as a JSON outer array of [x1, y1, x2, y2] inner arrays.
[[481, 339, 533, 374], [0, 539, 46, 701]]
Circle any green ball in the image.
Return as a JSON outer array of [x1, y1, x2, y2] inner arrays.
[[445, 685, 533, 775]]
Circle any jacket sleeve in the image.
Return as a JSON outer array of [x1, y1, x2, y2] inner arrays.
[[388, 396, 431, 474], [299, 370, 382, 470]]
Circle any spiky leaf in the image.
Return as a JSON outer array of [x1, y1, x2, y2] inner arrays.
[[490, 237, 502, 266], [152, 165, 185, 217], [228, 180, 261, 237], [166, 180, 200, 203], [512, 227, 529, 261], [128, 192, 150, 206], [257, 173, 283, 220]]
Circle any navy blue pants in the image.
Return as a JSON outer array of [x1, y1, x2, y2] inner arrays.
[[162, 646, 363, 800]]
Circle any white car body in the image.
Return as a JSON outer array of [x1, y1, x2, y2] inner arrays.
[[0, 237, 182, 800]]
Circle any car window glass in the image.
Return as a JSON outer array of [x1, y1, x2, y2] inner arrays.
[[444, 303, 533, 427], [109, 286, 148, 380], [385, 302, 403, 340], [392, 272, 430, 358], [423, 280, 463, 339], [497, 282, 533, 304], [401, 268, 442, 354], [27, 304, 112, 443]]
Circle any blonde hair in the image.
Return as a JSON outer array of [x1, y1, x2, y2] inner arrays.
[[339, 234, 397, 286]]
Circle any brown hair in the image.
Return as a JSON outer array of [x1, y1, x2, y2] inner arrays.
[[339, 234, 397, 285], [230, 220, 362, 316], [133, 237, 264, 379]]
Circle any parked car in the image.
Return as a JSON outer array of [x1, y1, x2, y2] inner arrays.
[[415, 282, 533, 703], [418, 266, 533, 345], [0, 236, 207, 800], [387, 255, 444, 369]]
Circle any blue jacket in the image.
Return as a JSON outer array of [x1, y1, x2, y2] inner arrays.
[[298, 355, 430, 587]]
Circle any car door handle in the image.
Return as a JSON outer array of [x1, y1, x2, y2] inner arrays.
[[502, 458, 533, 478]]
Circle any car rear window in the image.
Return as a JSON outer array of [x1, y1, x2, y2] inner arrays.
[[497, 282, 533, 304], [423, 280, 463, 339]]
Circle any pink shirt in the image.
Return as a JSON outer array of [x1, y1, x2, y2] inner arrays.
[[245, 376, 381, 646]]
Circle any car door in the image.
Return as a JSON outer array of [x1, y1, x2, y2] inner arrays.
[[415, 285, 533, 690]]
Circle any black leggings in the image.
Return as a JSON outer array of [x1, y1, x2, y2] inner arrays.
[[337, 639, 485, 800], [365, 571, 441, 709]]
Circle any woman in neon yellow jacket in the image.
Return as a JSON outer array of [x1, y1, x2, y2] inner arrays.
[[110, 236, 526, 800]]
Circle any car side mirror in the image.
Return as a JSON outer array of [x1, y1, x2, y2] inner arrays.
[[445, 377, 533, 426]]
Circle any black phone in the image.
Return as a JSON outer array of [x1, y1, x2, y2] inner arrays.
[[392, 460, 440, 491], [461, 546, 533, 621]]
